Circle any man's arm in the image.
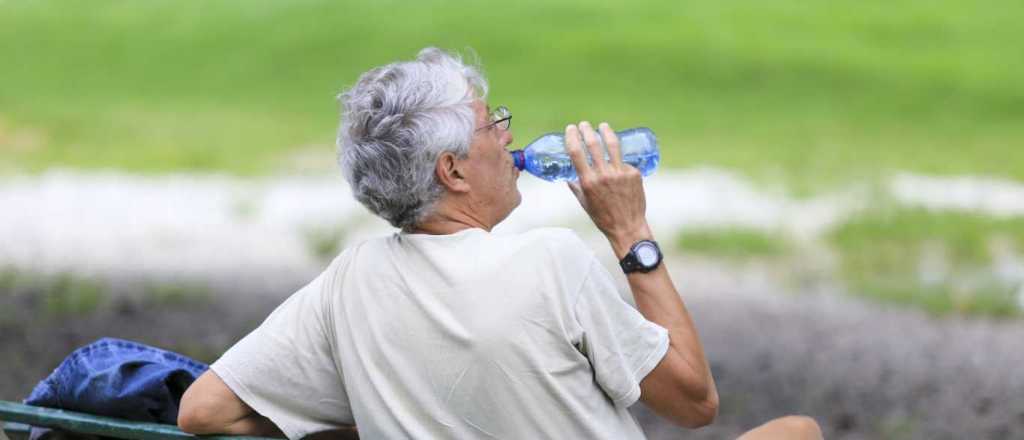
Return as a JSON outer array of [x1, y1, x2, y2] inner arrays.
[[565, 121, 719, 428], [619, 247, 719, 428], [178, 370, 286, 437]]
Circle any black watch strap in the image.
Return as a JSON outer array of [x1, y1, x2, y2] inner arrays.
[[619, 240, 663, 274]]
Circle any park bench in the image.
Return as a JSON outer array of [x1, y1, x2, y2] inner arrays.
[[0, 400, 274, 440]]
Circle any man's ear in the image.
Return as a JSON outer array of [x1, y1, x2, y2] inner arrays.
[[435, 152, 471, 193]]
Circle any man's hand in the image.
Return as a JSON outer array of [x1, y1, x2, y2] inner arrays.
[[565, 121, 653, 258]]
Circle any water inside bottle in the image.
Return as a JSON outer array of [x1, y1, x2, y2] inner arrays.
[[533, 150, 659, 182]]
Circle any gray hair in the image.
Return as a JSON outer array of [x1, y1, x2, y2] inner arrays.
[[336, 47, 489, 230]]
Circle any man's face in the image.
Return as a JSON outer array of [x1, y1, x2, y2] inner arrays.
[[460, 99, 520, 225]]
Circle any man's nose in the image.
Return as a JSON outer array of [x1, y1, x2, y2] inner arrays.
[[502, 130, 514, 146]]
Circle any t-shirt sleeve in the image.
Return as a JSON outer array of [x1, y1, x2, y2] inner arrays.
[[572, 259, 670, 408], [210, 270, 353, 440]]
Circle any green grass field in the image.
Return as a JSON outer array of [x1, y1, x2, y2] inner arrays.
[[669, 209, 1024, 317], [676, 228, 788, 258], [2, 0, 1022, 190], [3, 0, 1023, 316], [829, 206, 1024, 316]]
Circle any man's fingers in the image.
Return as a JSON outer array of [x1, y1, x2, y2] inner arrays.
[[599, 122, 624, 167], [564, 124, 594, 180], [578, 121, 607, 172]]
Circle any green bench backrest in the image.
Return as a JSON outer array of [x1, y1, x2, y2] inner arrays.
[[0, 401, 275, 440]]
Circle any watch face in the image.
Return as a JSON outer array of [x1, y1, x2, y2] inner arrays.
[[635, 242, 660, 266]]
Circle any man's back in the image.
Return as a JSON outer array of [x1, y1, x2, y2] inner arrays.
[[179, 47, 824, 440], [210, 227, 667, 439]]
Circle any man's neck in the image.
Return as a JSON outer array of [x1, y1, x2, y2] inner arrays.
[[409, 200, 493, 235], [408, 220, 484, 236]]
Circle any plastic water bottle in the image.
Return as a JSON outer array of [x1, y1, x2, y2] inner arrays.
[[510, 127, 659, 182]]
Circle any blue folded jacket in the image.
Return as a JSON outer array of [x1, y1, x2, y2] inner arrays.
[[25, 337, 209, 425]]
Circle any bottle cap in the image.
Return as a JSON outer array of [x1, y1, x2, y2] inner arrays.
[[510, 150, 526, 171]]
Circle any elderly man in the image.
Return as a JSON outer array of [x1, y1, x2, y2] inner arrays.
[[177, 48, 822, 439]]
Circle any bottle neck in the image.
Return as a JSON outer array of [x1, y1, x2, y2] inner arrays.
[[510, 149, 526, 171]]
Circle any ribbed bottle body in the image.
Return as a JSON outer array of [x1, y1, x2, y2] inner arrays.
[[511, 127, 659, 182]]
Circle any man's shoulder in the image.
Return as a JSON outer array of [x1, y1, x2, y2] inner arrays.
[[511, 227, 596, 264]]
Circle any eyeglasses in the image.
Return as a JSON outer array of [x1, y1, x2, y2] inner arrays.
[[476, 105, 511, 132]]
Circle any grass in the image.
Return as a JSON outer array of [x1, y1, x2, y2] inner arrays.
[[830, 207, 1024, 267], [0, 269, 111, 316], [0, 267, 215, 320], [142, 280, 211, 307], [671, 210, 1024, 317], [877, 415, 917, 440], [856, 280, 1019, 317], [828, 206, 1024, 317], [1, 0, 1022, 190], [32, 273, 108, 317], [3, 0, 1023, 317], [164, 343, 223, 365], [0, 266, 19, 294], [676, 228, 788, 258]]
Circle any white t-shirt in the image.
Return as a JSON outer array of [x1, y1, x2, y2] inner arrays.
[[211, 227, 669, 439]]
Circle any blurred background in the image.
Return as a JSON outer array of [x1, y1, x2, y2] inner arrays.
[[2, 1, 1023, 438]]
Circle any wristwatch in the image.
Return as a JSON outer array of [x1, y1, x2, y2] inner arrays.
[[619, 240, 663, 274]]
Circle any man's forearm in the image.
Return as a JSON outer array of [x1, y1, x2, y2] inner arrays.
[[609, 229, 717, 400], [629, 264, 715, 397]]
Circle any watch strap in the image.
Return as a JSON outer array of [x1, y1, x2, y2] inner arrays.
[[619, 252, 643, 273], [619, 240, 662, 274]]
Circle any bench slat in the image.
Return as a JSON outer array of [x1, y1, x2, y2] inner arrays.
[[0, 401, 275, 440], [3, 422, 31, 440]]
